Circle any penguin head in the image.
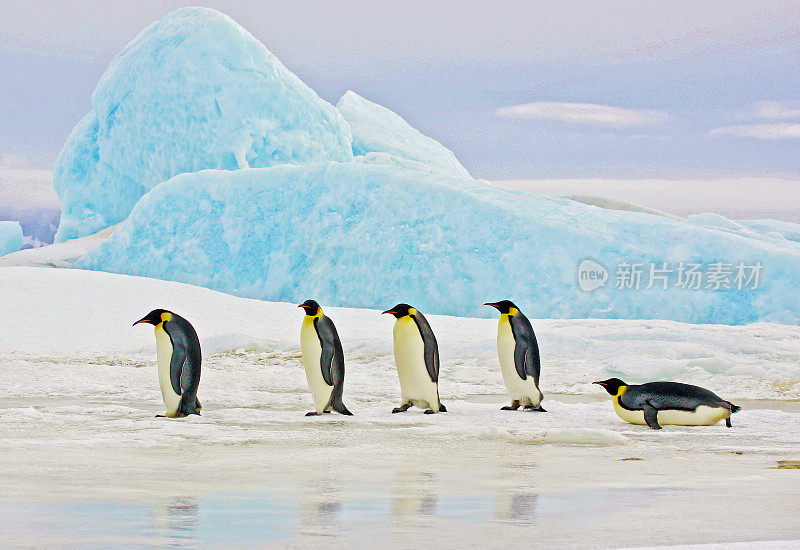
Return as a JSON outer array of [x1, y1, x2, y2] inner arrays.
[[133, 309, 172, 327], [298, 299, 321, 316], [593, 378, 626, 396], [484, 300, 519, 315], [382, 303, 414, 318]]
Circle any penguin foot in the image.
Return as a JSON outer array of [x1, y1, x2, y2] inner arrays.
[[305, 412, 320, 416], [323, 411, 332, 414], [726, 418, 732, 428], [392, 403, 412, 414], [155, 414, 166, 418], [438, 404, 447, 412], [423, 409, 436, 414]]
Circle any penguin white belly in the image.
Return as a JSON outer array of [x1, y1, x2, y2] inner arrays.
[[613, 398, 731, 426], [301, 318, 333, 413], [497, 318, 541, 406], [393, 318, 439, 409], [155, 324, 181, 417]]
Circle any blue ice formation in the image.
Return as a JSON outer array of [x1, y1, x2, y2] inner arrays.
[[53, 7, 352, 242], [0, 221, 23, 256], [337, 91, 470, 179], [59, 7, 800, 325], [77, 164, 800, 325]]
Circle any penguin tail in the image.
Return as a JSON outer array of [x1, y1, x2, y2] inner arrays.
[[331, 400, 353, 416], [729, 403, 741, 414], [177, 395, 201, 417]]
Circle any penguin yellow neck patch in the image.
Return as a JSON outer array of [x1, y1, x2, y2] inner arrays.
[[508, 307, 519, 316], [408, 308, 417, 317], [160, 312, 172, 323]]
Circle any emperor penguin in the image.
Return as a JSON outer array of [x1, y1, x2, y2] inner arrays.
[[298, 300, 352, 416], [485, 301, 545, 411], [382, 303, 446, 414], [133, 309, 202, 418], [594, 378, 741, 429]]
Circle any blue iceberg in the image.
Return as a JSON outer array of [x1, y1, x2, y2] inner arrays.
[[58, 7, 800, 325], [0, 221, 23, 256], [53, 7, 353, 242], [337, 91, 470, 179], [77, 164, 800, 325]]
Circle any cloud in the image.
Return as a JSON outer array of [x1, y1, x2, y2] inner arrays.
[[710, 123, 800, 140], [495, 102, 666, 128], [0, 152, 30, 169], [755, 101, 800, 120]]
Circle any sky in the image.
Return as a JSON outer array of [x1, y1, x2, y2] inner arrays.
[[1, 0, 799, 179]]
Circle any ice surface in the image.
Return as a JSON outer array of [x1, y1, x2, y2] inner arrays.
[[53, 7, 353, 242], [688, 213, 800, 253], [1, 267, 799, 546], [0, 224, 118, 268], [77, 163, 800, 324], [564, 194, 685, 221], [741, 218, 800, 244], [0, 222, 23, 256], [337, 90, 470, 178]]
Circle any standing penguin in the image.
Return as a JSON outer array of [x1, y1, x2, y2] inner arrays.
[[298, 299, 352, 416], [133, 309, 202, 418], [382, 303, 446, 414], [485, 301, 545, 412], [594, 378, 741, 429]]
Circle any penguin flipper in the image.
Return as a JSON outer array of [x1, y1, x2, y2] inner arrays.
[[315, 316, 344, 387], [510, 314, 541, 383], [167, 341, 186, 396], [411, 313, 439, 383], [642, 403, 661, 429]]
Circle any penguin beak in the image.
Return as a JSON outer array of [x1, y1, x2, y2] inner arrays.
[[593, 381, 606, 386], [382, 310, 395, 315], [484, 302, 497, 308], [132, 317, 150, 326]]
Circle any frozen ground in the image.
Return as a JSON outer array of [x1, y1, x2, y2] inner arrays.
[[0, 224, 117, 268], [1, 266, 799, 547]]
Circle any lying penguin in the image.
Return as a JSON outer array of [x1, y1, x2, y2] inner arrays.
[[594, 378, 741, 429]]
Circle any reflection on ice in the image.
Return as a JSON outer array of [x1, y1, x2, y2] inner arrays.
[[2, 482, 800, 547], [392, 471, 438, 517], [151, 497, 199, 546], [495, 492, 539, 522]]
